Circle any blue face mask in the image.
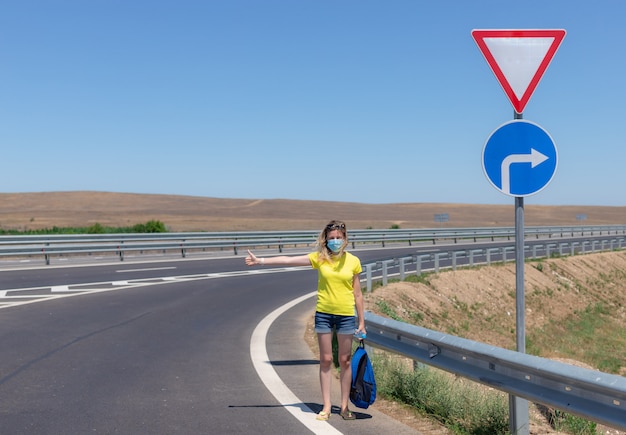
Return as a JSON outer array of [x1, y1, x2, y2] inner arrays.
[[327, 239, 344, 253]]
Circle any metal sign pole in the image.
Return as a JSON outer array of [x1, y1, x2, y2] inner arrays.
[[510, 111, 529, 435], [474, 29, 565, 435]]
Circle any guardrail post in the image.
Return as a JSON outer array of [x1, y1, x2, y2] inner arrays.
[[451, 251, 457, 270], [434, 253, 440, 272], [381, 260, 393, 286], [365, 263, 373, 292], [382, 261, 388, 285], [399, 257, 407, 280], [414, 255, 422, 276]]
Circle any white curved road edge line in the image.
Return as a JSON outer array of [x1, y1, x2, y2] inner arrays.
[[250, 291, 343, 435]]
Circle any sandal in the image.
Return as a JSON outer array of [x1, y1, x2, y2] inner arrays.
[[339, 409, 356, 420], [316, 410, 330, 421]]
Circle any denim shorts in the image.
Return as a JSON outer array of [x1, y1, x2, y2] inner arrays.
[[314, 311, 356, 335]]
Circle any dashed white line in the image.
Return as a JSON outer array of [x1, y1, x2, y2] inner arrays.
[[116, 267, 177, 273]]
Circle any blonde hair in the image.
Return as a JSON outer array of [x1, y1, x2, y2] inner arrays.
[[315, 220, 348, 263]]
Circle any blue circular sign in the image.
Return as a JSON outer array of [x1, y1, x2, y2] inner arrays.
[[482, 119, 558, 197]]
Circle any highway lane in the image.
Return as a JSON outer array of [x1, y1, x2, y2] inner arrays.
[[0, 247, 425, 434], [0, 246, 425, 288], [0, 267, 320, 433]]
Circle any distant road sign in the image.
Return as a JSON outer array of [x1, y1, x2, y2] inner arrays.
[[471, 29, 566, 113], [482, 120, 557, 197], [434, 213, 449, 223]]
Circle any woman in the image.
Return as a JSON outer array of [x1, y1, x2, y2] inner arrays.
[[245, 220, 365, 421]]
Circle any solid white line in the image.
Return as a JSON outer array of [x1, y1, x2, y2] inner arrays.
[[250, 291, 343, 435]]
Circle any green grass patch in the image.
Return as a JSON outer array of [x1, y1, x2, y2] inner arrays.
[[374, 354, 509, 434], [527, 302, 626, 374], [375, 300, 403, 321]]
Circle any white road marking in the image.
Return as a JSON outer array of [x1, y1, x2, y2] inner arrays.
[[250, 292, 343, 435], [0, 268, 310, 310], [116, 267, 177, 273]]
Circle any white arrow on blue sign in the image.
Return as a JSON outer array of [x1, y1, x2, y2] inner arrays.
[[482, 120, 558, 197]]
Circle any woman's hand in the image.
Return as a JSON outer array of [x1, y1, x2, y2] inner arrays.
[[245, 250, 259, 266], [355, 325, 366, 340]]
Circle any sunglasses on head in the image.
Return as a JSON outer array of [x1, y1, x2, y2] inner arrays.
[[326, 223, 346, 231]]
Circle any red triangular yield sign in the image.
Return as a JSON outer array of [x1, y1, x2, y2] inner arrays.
[[471, 29, 566, 114]]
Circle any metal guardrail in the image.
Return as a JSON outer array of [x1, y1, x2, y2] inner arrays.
[[1, 225, 625, 265], [363, 312, 626, 431], [361, 236, 626, 291]]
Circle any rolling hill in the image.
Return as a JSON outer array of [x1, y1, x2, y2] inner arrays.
[[1, 191, 624, 232]]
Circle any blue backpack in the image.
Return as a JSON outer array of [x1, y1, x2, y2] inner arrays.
[[350, 341, 377, 409]]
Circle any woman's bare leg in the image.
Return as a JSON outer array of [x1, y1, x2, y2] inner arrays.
[[337, 333, 353, 413], [317, 332, 333, 415]]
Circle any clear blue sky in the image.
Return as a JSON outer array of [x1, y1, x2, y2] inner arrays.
[[2, 1, 624, 206]]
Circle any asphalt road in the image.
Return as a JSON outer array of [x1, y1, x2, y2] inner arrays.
[[0, 248, 422, 434]]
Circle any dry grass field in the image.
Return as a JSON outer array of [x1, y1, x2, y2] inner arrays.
[[0, 191, 624, 231]]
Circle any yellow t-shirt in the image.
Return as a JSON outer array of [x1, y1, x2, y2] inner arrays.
[[308, 251, 362, 316]]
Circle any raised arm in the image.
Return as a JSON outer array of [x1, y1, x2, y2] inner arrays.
[[245, 249, 312, 267]]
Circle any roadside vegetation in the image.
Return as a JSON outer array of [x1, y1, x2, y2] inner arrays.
[[0, 219, 168, 235], [369, 350, 597, 435]]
